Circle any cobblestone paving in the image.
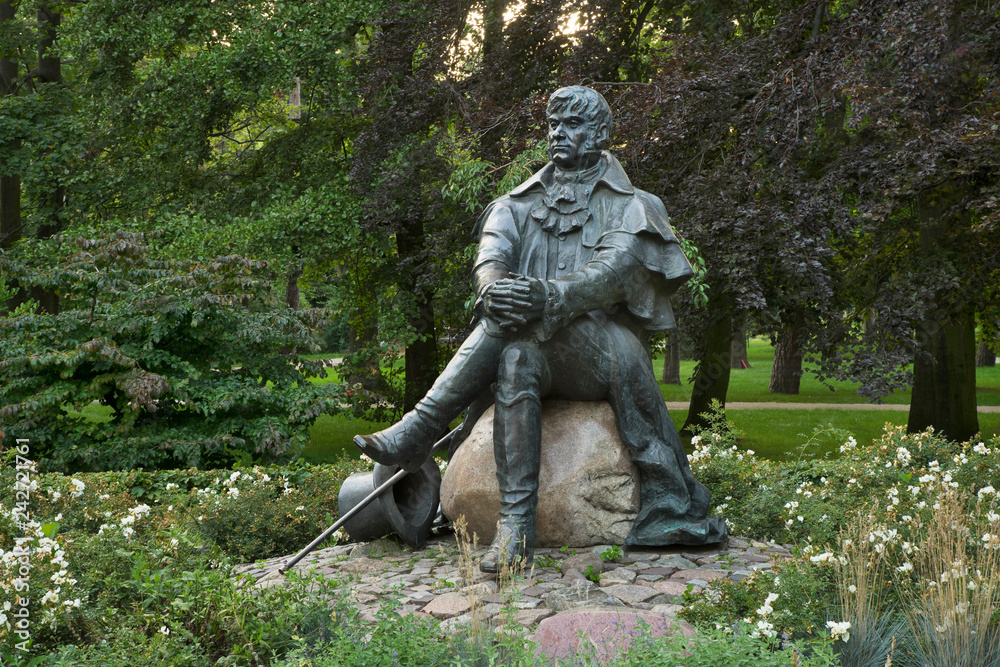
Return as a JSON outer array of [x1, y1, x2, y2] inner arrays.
[[233, 534, 793, 635]]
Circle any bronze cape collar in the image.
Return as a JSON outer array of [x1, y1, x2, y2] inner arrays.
[[509, 152, 636, 238]]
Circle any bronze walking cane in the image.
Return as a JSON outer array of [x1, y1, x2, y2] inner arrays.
[[278, 427, 457, 574]]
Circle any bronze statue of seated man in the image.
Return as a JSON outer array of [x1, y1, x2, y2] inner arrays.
[[356, 85, 728, 573]]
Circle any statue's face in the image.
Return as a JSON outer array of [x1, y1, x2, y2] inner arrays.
[[547, 108, 598, 170]]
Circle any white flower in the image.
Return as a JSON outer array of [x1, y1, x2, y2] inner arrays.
[[896, 447, 912, 465], [261, 474, 271, 482], [130, 504, 152, 519], [755, 618, 777, 638], [756, 592, 778, 616], [840, 437, 857, 453], [122, 526, 135, 538], [827, 620, 851, 642], [50, 490, 62, 501], [810, 552, 834, 563], [227, 487, 240, 499], [978, 485, 996, 500], [70, 479, 86, 498], [690, 435, 702, 446], [41, 589, 60, 605], [973, 442, 991, 455], [170, 538, 180, 548], [897, 561, 913, 573], [848, 585, 857, 593], [160, 625, 170, 636], [165, 483, 179, 491], [295, 505, 305, 511]]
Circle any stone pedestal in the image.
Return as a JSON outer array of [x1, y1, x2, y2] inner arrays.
[[440, 400, 639, 547]]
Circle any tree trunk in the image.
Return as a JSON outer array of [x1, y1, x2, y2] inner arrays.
[[31, 4, 63, 315], [483, 0, 508, 57], [403, 285, 439, 413], [396, 221, 439, 413], [730, 317, 749, 369], [977, 341, 996, 367], [285, 263, 302, 309], [769, 315, 804, 394], [908, 304, 979, 442], [1, 1, 22, 312], [661, 333, 681, 385], [683, 289, 733, 433], [346, 316, 384, 393]]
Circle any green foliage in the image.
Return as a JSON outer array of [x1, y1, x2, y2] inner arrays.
[[599, 545, 622, 561], [0, 231, 346, 472], [605, 625, 839, 667]]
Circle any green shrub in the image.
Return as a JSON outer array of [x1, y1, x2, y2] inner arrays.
[[0, 230, 348, 472], [605, 625, 839, 666]]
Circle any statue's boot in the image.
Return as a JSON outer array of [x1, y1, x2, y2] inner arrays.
[[353, 396, 448, 473], [480, 393, 541, 573], [354, 324, 502, 473]]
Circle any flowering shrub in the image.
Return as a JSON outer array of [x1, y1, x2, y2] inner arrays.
[[0, 514, 85, 654], [684, 406, 1000, 663]]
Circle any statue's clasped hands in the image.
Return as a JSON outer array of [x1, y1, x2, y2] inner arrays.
[[483, 274, 547, 330]]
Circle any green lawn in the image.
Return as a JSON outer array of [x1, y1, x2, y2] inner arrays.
[[653, 338, 1000, 406], [65, 339, 1000, 464]]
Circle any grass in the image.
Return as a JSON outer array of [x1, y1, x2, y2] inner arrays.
[[653, 338, 1000, 406], [63, 339, 1000, 464]]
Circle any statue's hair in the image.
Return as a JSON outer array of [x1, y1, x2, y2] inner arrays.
[[547, 86, 612, 148]]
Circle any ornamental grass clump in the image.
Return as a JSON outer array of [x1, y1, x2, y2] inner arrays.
[[897, 490, 1000, 667], [831, 505, 905, 667]]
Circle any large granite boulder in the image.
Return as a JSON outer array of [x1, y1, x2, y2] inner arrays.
[[440, 400, 639, 547]]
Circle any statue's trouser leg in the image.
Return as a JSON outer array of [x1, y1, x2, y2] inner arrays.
[[356, 322, 502, 472], [481, 341, 547, 573], [599, 322, 728, 546]]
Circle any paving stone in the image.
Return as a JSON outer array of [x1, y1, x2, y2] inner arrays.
[[513, 596, 543, 609], [670, 568, 726, 582], [560, 552, 604, 576], [532, 608, 696, 664], [337, 557, 394, 575], [658, 555, 697, 569], [647, 593, 683, 605], [636, 573, 665, 582], [599, 568, 637, 586], [545, 581, 613, 611], [463, 581, 499, 598], [653, 580, 698, 597], [350, 538, 404, 558], [737, 553, 771, 563], [516, 608, 555, 627], [601, 584, 658, 604], [422, 592, 473, 620], [650, 603, 684, 616], [729, 569, 754, 582], [641, 566, 678, 577]]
